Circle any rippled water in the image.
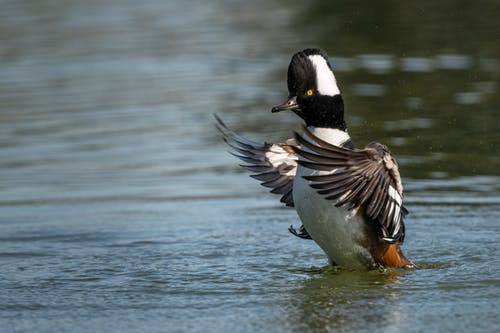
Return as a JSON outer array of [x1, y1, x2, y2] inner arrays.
[[1, 1, 500, 332]]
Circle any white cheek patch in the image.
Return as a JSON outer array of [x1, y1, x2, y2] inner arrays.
[[308, 55, 340, 96]]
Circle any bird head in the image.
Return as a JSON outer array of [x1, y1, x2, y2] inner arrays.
[[272, 48, 346, 130]]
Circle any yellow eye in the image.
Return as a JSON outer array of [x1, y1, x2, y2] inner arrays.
[[306, 89, 313, 96]]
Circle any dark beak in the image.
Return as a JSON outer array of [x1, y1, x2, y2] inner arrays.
[[271, 96, 298, 113]]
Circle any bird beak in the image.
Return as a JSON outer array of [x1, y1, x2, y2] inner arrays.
[[271, 96, 298, 113]]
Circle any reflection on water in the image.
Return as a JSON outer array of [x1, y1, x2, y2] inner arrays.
[[1, 0, 500, 332], [283, 268, 406, 332]]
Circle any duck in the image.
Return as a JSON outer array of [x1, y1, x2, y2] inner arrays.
[[216, 48, 413, 269]]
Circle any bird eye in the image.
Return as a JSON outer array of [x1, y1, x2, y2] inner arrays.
[[306, 89, 313, 96]]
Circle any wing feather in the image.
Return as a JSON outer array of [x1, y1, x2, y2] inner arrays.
[[250, 173, 281, 184], [215, 115, 297, 207], [294, 126, 408, 243]]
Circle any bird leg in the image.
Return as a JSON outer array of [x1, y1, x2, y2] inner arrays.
[[288, 224, 312, 240]]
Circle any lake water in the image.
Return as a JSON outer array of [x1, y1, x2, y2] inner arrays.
[[1, 1, 500, 332]]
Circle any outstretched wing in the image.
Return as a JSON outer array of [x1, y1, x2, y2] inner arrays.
[[293, 126, 408, 243], [215, 115, 298, 207]]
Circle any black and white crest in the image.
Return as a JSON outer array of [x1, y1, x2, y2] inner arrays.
[[287, 49, 340, 97], [279, 49, 346, 129]]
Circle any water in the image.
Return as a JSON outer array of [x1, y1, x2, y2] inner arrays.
[[1, 1, 500, 332]]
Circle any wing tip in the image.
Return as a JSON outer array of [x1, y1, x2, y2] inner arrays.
[[215, 114, 297, 208], [214, 113, 228, 134]]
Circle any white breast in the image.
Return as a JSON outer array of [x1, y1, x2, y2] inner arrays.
[[293, 127, 373, 268]]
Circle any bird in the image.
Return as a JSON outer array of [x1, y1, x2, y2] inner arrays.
[[216, 48, 414, 269]]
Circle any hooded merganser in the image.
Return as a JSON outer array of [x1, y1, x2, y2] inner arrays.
[[216, 48, 413, 269]]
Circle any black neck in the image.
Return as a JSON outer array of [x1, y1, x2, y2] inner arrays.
[[296, 94, 346, 130]]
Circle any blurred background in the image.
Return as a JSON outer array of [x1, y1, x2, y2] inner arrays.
[[1, 1, 499, 332]]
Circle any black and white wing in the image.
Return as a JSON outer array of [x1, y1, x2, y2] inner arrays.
[[293, 126, 408, 243], [215, 115, 297, 207]]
